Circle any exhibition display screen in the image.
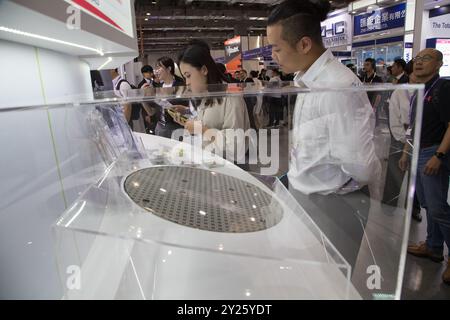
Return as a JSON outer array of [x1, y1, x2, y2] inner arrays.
[[0, 82, 424, 299]]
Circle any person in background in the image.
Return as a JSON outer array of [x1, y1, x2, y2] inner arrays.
[[360, 58, 383, 84], [386, 66, 395, 83], [249, 70, 259, 81], [258, 69, 270, 81], [154, 56, 184, 88], [267, 68, 283, 126], [136, 65, 157, 132], [386, 72, 422, 221], [402, 48, 450, 285], [267, 0, 380, 268], [110, 68, 145, 132], [174, 43, 250, 165], [391, 58, 409, 84], [234, 70, 241, 82], [360, 57, 384, 122], [137, 65, 155, 88], [152, 57, 186, 137], [239, 69, 253, 83]]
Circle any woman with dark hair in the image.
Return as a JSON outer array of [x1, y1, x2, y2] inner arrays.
[[173, 44, 250, 164], [149, 56, 188, 138], [154, 56, 185, 88]]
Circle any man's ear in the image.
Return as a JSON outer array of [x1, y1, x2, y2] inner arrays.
[[201, 65, 208, 76], [295, 36, 313, 54]]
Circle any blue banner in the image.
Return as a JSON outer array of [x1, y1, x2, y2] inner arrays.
[[354, 3, 406, 36], [242, 45, 272, 60]]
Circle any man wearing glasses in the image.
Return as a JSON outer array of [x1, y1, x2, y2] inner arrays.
[[403, 49, 450, 285]]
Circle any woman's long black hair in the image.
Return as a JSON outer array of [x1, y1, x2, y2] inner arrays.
[[178, 43, 230, 107]]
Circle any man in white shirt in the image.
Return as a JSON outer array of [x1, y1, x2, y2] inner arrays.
[[385, 73, 422, 221], [110, 68, 145, 132], [111, 68, 132, 120], [267, 0, 381, 268]]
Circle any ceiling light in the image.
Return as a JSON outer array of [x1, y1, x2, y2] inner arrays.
[[98, 57, 113, 70], [146, 12, 151, 16], [435, 5, 441, 8], [0, 26, 104, 55], [239, 3, 244, 6], [152, 1, 156, 4], [144, 18, 148, 21]]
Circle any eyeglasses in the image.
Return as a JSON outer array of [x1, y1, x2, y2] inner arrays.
[[413, 55, 434, 63]]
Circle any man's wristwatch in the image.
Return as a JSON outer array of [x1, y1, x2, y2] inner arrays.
[[434, 151, 446, 160]]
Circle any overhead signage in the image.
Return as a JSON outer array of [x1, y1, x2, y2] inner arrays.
[[321, 12, 352, 48], [224, 36, 242, 73], [354, 3, 406, 36]]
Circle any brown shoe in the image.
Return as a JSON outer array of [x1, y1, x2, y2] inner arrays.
[[407, 241, 444, 262], [443, 260, 450, 285]]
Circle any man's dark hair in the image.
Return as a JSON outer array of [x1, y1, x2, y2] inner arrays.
[[141, 65, 153, 74], [250, 70, 258, 78], [405, 60, 414, 75], [114, 68, 118, 73], [267, 0, 330, 47], [365, 58, 376, 70], [216, 63, 227, 74], [393, 58, 406, 71]]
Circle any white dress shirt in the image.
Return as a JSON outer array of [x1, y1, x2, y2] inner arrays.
[[112, 75, 132, 98], [288, 49, 380, 195], [388, 89, 411, 143]]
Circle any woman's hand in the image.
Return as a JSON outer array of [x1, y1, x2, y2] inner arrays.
[[172, 105, 189, 114], [184, 120, 207, 135]]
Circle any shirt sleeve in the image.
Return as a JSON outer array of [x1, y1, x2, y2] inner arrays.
[[321, 91, 380, 185], [388, 90, 406, 143], [119, 81, 132, 98]]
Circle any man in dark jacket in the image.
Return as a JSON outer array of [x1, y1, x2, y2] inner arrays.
[[391, 58, 409, 84], [137, 65, 155, 88]]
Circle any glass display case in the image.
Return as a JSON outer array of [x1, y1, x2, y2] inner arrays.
[[0, 82, 424, 299]]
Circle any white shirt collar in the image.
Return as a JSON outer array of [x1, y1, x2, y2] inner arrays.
[[294, 49, 334, 88], [396, 72, 405, 80]]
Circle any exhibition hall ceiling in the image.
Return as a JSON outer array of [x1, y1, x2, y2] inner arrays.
[[134, 0, 354, 53]]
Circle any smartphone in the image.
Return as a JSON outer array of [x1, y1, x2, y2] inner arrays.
[[167, 108, 188, 125]]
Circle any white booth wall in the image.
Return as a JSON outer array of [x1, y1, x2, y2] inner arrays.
[[0, 39, 92, 109], [0, 39, 98, 299]]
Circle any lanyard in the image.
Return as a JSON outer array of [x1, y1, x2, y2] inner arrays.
[[408, 77, 440, 127], [364, 72, 377, 84]]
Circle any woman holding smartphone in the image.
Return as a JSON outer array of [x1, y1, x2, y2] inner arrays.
[[173, 43, 250, 164]]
